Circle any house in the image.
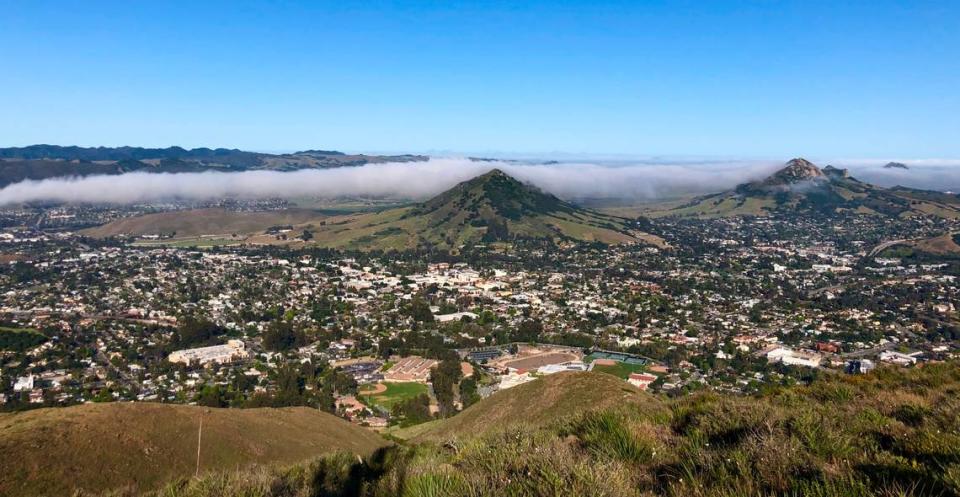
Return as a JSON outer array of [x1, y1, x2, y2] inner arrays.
[[879, 350, 918, 366], [364, 416, 388, 428], [815, 342, 840, 354], [628, 373, 658, 390], [846, 359, 875, 374], [13, 375, 34, 392]]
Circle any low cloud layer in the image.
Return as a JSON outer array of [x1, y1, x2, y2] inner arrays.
[[0, 157, 957, 206]]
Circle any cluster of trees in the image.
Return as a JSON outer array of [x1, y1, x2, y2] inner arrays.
[[211, 360, 358, 411], [0, 328, 48, 352], [391, 394, 431, 425], [430, 357, 464, 417], [408, 297, 434, 323], [172, 317, 223, 348], [262, 321, 307, 352]]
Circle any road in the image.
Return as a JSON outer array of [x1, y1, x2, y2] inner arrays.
[[868, 239, 911, 257]]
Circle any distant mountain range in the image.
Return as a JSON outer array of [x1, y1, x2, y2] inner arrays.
[[0, 145, 427, 187], [667, 158, 960, 218], [87, 169, 661, 250]]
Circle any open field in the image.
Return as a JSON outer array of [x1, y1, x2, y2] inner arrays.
[[360, 382, 428, 411], [81, 208, 327, 238], [0, 402, 389, 497], [132, 236, 244, 248], [591, 361, 648, 379], [501, 351, 579, 370]]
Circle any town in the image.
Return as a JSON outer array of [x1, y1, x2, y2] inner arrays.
[[1, 206, 957, 431]]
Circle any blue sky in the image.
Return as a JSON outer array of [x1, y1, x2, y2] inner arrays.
[[1, 1, 958, 158]]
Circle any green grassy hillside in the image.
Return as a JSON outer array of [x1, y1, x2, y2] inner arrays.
[[87, 170, 658, 250], [263, 169, 650, 250], [0, 402, 389, 497], [394, 371, 662, 441], [148, 362, 960, 497]]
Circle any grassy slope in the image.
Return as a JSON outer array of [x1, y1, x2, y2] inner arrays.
[[159, 362, 960, 497], [630, 168, 960, 220], [393, 371, 662, 442], [0, 402, 389, 497], [81, 208, 327, 238], [85, 170, 653, 251]]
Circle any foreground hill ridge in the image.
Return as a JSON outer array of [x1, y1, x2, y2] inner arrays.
[[0, 402, 388, 496], [100, 363, 960, 497]]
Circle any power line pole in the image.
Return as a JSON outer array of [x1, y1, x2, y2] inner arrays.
[[195, 412, 203, 477]]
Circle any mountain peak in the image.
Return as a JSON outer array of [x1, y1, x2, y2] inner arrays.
[[769, 158, 824, 183], [468, 168, 513, 183], [416, 168, 571, 221], [823, 165, 850, 179], [402, 168, 637, 246]]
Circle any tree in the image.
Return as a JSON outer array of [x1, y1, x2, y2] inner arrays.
[[273, 363, 307, 406], [262, 321, 305, 352], [430, 357, 463, 417], [514, 319, 543, 343], [197, 384, 226, 407], [392, 393, 431, 425], [174, 317, 221, 347], [409, 297, 434, 322], [459, 375, 480, 409]]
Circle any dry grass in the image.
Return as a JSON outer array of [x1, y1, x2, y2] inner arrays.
[[41, 363, 960, 497], [82, 208, 327, 238], [0, 402, 388, 497]]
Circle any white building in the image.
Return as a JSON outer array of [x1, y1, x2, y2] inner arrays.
[[537, 361, 588, 375], [168, 340, 248, 366], [879, 350, 918, 366], [13, 375, 34, 392], [765, 347, 822, 368], [435, 311, 479, 323]]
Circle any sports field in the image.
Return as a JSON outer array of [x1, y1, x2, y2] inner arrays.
[[591, 361, 647, 379], [359, 382, 428, 410]]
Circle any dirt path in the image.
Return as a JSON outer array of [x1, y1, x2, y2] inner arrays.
[[361, 382, 388, 395]]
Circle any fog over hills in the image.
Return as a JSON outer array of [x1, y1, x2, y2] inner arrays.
[[0, 145, 958, 206]]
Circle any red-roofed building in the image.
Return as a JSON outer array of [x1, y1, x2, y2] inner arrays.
[[627, 373, 658, 390]]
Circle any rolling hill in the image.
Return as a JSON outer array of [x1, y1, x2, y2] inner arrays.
[[393, 371, 663, 441], [876, 232, 960, 263], [0, 145, 427, 188], [87, 169, 660, 250], [82, 207, 328, 239], [658, 158, 960, 218], [0, 402, 389, 497]]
